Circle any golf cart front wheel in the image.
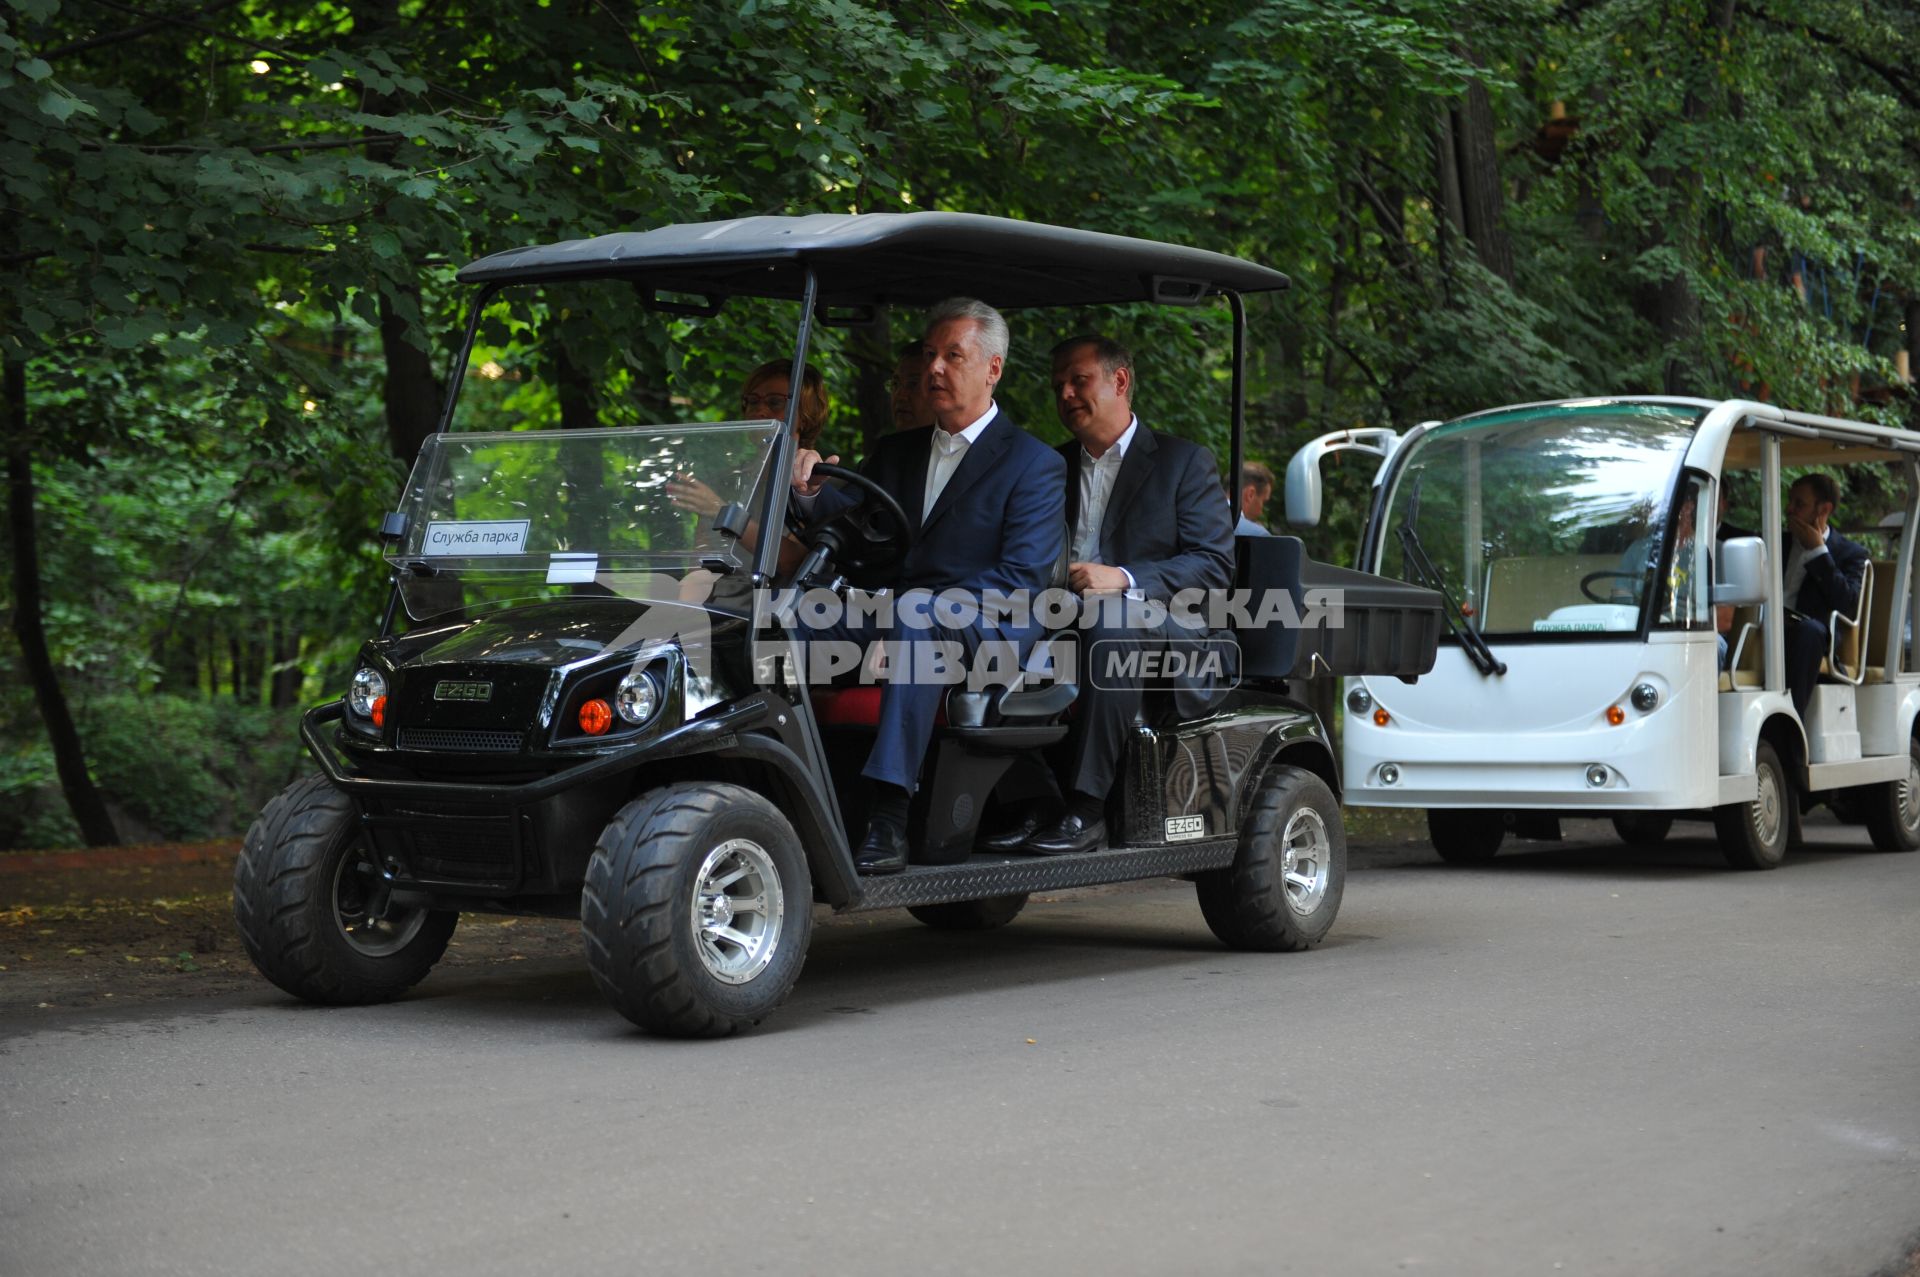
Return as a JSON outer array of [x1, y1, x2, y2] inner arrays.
[[581, 783, 813, 1038], [232, 775, 457, 1004]]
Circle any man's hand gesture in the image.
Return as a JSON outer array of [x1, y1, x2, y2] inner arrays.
[[1070, 561, 1130, 594]]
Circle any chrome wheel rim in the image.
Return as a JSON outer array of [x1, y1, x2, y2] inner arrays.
[[1899, 757, 1920, 835], [691, 839, 784, 985], [1752, 763, 1783, 848], [332, 846, 427, 957], [1279, 808, 1332, 917]]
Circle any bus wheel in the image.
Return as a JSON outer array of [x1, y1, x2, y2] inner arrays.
[[1427, 809, 1505, 863], [1861, 738, 1920, 853], [1714, 740, 1789, 870], [1611, 814, 1673, 846]]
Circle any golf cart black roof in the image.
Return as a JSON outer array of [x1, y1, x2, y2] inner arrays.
[[457, 212, 1290, 309]]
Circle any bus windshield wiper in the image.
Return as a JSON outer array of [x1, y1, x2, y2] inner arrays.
[[1395, 477, 1505, 677]]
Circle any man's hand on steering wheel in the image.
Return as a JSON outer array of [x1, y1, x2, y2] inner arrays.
[[787, 461, 915, 584]]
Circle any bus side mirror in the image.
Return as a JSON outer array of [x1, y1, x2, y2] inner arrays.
[[1283, 428, 1398, 527], [1713, 535, 1767, 606]]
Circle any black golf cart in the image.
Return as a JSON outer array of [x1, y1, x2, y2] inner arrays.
[[232, 213, 1441, 1037]]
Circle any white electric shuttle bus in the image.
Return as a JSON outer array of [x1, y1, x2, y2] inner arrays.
[[1287, 397, 1920, 869]]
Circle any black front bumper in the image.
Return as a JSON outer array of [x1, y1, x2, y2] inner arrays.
[[301, 700, 747, 898]]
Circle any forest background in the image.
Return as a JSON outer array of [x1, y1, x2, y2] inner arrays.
[[2, 0, 1917, 847]]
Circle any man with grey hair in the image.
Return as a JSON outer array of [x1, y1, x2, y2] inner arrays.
[[791, 297, 1066, 873]]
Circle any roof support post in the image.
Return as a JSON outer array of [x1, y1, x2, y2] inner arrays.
[[1227, 290, 1247, 522], [756, 267, 820, 583]]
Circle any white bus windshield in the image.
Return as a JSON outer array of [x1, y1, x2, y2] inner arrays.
[[1377, 403, 1704, 638]]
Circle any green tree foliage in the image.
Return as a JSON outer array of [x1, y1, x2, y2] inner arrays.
[[1, 0, 1916, 844]]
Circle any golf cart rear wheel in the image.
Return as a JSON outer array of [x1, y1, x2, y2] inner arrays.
[[1196, 765, 1345, 952], [581, 783, 812, 1038], [1715, 739, 1790, 869], [1611, 813, 1674, 846], [1861, 737, 1920, 853], [1427, 808, 1506, 862], [232, 775, 457, 1004], [908, 894, 1029, 931]]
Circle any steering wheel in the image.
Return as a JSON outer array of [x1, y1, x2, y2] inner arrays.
[[792, 462, 914, 578], [1580, 569, 1642, 604]]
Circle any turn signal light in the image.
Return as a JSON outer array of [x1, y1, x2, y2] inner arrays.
[[1373, 707, 1390, 727], [579, 698, 613, 736], [371, 695, 387, 729], [1606, 705, 1625, 726]]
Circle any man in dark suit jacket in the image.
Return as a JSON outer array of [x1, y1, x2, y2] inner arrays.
[[792, 298, 1067, 873], [1013, 334, 1236, 855], [1783, 472, 1870, 716]]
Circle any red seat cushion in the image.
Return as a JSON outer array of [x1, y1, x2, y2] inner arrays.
[[813, 686, 947, 727]]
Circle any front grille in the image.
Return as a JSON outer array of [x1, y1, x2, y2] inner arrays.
[[398, 728, 524, 753], [369, 803, 522, 886], [408, 824, 517, 883]]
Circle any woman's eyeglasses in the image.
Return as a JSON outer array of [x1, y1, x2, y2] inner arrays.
[[741, 391, 792, 414]]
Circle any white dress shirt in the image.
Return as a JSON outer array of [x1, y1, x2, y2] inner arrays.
[[1784, 527, 1831, 608], [1074, 416, 1138, 588], [924, 402, 997, 520]]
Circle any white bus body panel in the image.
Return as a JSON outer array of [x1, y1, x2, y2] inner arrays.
[[1346, 632, 1721, 810]]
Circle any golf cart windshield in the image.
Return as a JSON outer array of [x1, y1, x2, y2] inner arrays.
[[1377, 403, 1706, 638], [386, 420, 781, 622]]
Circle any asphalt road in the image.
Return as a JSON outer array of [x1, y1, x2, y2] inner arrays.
[[2, 819, 1916, 1277]]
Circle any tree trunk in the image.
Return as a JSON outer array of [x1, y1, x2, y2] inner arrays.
[[4, 355, 118, 846], [853, 306, 894, 457], [354, 0, 444, 466], [1634, 0, 1737, 396], [270, 621, 303, 709], [1439, 57, 1515, 286], [378, 285, 443, 464]]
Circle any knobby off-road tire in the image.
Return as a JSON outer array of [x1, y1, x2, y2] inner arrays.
[[1196, 765, 1345, 952], [1860, 737, 1920, 853], [1427, 808, 1506, 863], [908, 894, 1029, 931], [1611, 813, 1674, 846], [232, 775, 457, 1004], [581, 783, 812, 1038], [1715, 739, 1790, 870]]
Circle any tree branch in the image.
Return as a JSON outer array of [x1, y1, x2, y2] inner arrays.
[[40, 0, 246, 61], [1735, 3, 1920, 114]]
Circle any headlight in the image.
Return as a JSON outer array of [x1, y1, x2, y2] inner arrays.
[[615, 669, 662, 725], [348, 667, 388, 720]]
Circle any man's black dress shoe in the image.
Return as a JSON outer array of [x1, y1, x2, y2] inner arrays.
[[855, 821, 909, 875], [1023, 812, 1105, 856], [976, 808, 1051, 853]]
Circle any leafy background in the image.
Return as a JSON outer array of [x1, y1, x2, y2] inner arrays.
[[2, 0, 1916, 845]]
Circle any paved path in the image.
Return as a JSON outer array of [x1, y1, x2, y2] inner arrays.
[[2, 820, 1916, 1277]]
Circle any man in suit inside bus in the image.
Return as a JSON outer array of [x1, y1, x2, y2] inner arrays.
[[791, 298, 1067, 874], [1783, 472, 1870, 716]]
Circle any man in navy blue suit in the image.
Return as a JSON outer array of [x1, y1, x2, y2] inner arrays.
[[1783, 472, 1870, 716], [791, 298, 1067, 874]]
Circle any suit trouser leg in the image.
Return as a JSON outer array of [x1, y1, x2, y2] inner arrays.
[[1784, 613, 1827, 717], [1066, 599, 1178, 801], [798, 607, 992, 793]]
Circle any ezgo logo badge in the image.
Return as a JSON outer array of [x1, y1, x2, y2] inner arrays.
[[1165, 815, 1206, 841], [434, 681, 494, 703]]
